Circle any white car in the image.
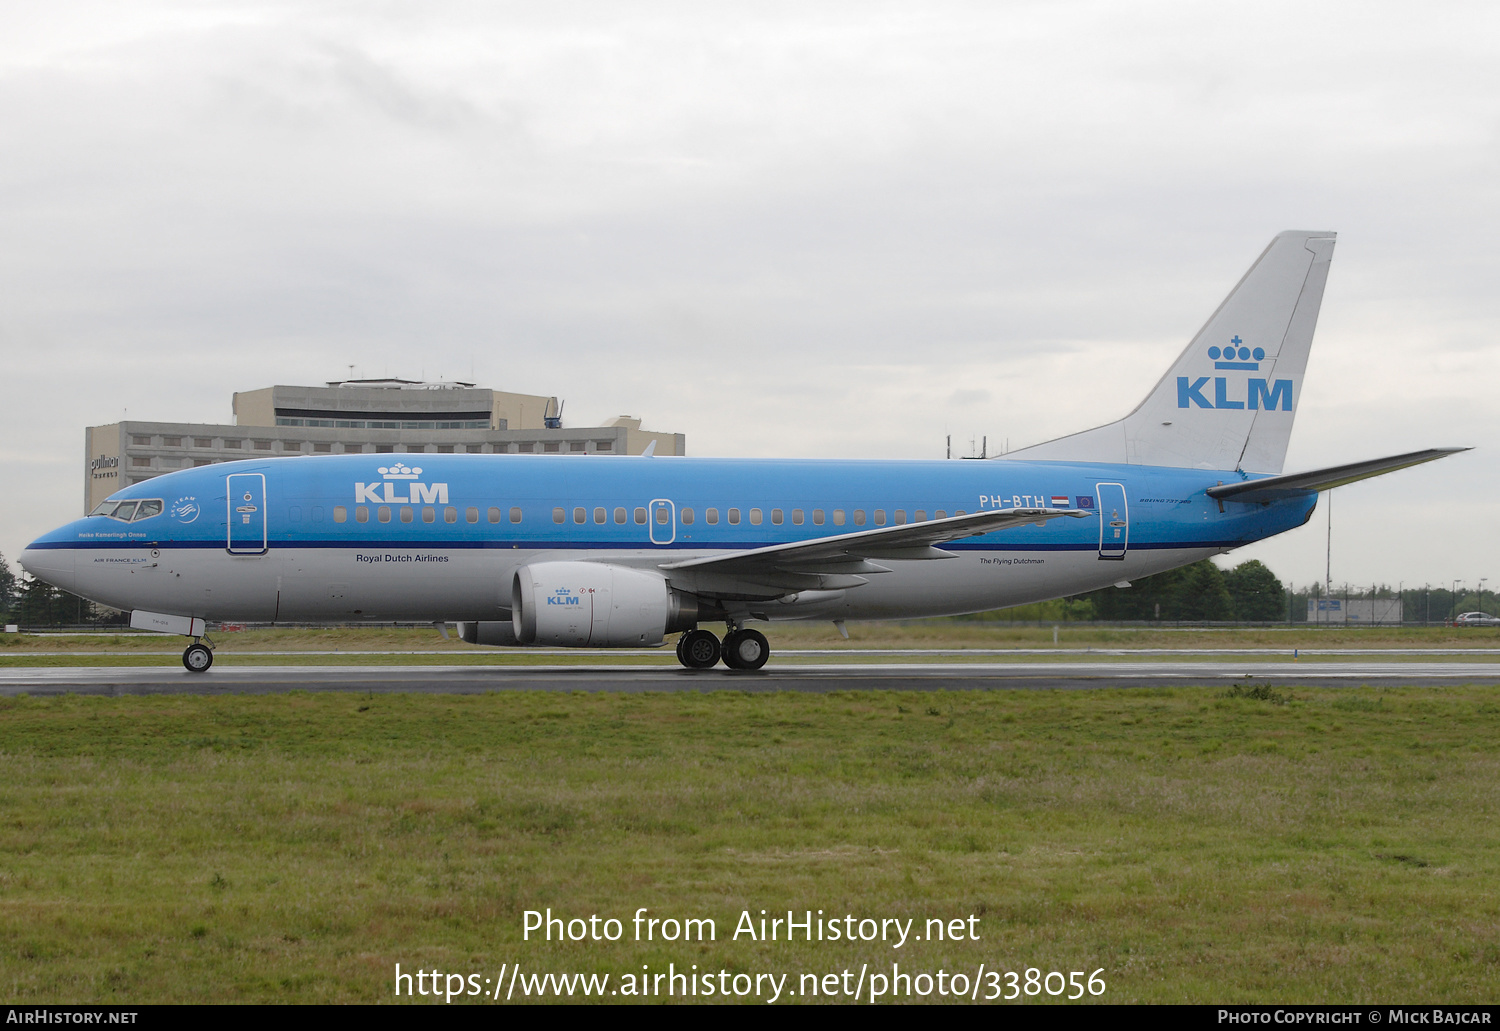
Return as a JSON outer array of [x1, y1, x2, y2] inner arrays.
[[1454, 612, 1500, 627]]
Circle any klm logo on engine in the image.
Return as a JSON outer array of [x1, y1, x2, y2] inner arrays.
[[354, 463, 449, 505], [1177, 337, 1292, 411], [547, 588, 582, 607]]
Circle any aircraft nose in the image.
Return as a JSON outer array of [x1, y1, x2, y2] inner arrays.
[[19, 546, 76, 593]]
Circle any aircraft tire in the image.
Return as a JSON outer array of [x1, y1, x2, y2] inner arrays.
[[678, 629, 721, 669], [721, 629, 769, 671], [183, 643, 213, 673]]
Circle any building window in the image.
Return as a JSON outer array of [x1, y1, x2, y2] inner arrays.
[[376, 445, 394, 453], [706, 508, 719, 525], [194, 438, 212, 448], [284, 442, 303, 452], [544, 443, 560, 453], [356, 507, 369, 523], [570, 442, 585, 452], [378, 507, 392, 523], [223, 440, 241, 449], [193, 459, 212, 467], [728, 508, 741, 525], [437, 445, 453, 453], [813, 509, 824, 525], [314, 442, 332, 453], [681, 508, 694, 525], [468, 444, 486, 453], [509, 507, 522, 523], [634, 507, 647, 524], [422, 507, 435, 523], [749, 508, 762, 525], [771, 509, 784, 525], [162, 437, 181, 447], [515, 443, 531, 453], [833, 510, 846, 526], [614, 507, 627, 524], [131, 457, 151, 468], [597, 441, 613, 452], [553, 508, 565, 524], [444, 507, 457, 523], [254, 440, 273, 451], [334, 506, 348, 523], [131, 435, 151, 446]]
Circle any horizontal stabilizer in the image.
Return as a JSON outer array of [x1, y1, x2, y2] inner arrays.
[[1206, 448, 1470, 503]]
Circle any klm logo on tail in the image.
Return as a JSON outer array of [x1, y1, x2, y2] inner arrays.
[[1177, 337, 1292, 411]]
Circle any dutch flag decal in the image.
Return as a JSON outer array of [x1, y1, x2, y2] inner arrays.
[[1050, 495, 1070, 507]]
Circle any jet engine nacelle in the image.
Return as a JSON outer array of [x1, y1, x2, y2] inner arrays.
[[457, 620, 524, 647], [512, 561, 696, 647]]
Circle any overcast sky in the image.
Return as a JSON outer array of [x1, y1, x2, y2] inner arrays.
[[2, 1, 1496, 594]]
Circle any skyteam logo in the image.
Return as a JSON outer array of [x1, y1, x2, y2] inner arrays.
[[1178, 335, 1293, 411], [354, 463, 450, 505], [547, 588, 582, 607], [169, 496, 201, 523]]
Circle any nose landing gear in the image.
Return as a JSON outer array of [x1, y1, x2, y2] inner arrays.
[[183, 638, 214, 673]]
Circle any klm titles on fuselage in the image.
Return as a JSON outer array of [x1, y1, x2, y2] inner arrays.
[[1177, 339, 1293, 411], [354, 463, 449, 505]]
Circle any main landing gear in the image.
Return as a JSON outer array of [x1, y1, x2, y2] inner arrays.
[[674, 626, 770, 671], [183, 638, 214, 673]]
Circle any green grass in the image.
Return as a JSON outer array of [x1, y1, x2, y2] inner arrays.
[[1, 685, 1499, 1003]]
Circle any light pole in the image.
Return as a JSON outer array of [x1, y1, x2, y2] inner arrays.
[[1452, 580, 1461, 622]]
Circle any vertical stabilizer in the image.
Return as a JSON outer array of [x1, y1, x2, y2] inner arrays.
[[1001, 230, 1336, 473]]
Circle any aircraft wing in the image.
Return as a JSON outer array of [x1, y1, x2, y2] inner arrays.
[[1206, 448, 1470, 504], [659, 508, 1091, 596]]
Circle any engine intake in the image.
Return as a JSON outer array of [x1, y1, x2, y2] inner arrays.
[[512, 561, 696, 647]]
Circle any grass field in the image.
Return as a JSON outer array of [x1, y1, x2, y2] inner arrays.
[[2, 683, 1498, 1003]]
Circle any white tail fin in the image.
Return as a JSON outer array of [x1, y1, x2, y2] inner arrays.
[[1002, 230, 1336, 473]]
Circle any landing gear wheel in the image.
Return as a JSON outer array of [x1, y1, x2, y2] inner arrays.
[[677, 629, 722, 670], [183, 642, 213, 673], [721, 628, 769, 671]]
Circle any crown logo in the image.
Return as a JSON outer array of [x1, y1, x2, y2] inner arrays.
[[378, 462, 422, 480], [1209, 335, 1264, 370]]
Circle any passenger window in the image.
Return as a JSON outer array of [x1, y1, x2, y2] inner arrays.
[[594, 507, 606, 524], [874, 510, 886, 526], [681, 508, 694, 525], [935, 510, 947, 520], [956, 509, 967, 516], [334, 506, 348, 523], [467, 507, 479, 523], [832, 509, 845, 526], [749, 508, 762, 525], [444, 507, 457, 523], [792, 509, 803, 525], [706, 508, 719, 525], [812, 509, 824, 525], [400, 507, 414, 523], [853, 510, 866, 526], [894, 510, 906, 525], [288, 506, 302, 523], [914, 510, 926, 522], [311, 507, 324, 523], [728, 508, 741, 525], [356, 507, 369, 523], [614, 507, 627, 524], [113, 501, 139, 521], [489, 507, 502, 524], [422, 507, 435, 523], [650, 507, 665, 525], [378, 507, 392, 523], [553, 508, 565, 524], [771, 509, 783, 525], [510, 507, 522, 524], [135, 499, 163, 520], [634, 508, 647, 524]]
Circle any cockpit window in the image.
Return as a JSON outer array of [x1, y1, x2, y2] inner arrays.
[[89, 499, 164, 521]]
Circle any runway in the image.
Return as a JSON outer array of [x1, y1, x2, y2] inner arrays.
[[5, 660, 1500, 695]]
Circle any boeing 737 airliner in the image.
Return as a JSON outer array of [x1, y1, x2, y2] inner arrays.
[[19, 231, 1466, 671]]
